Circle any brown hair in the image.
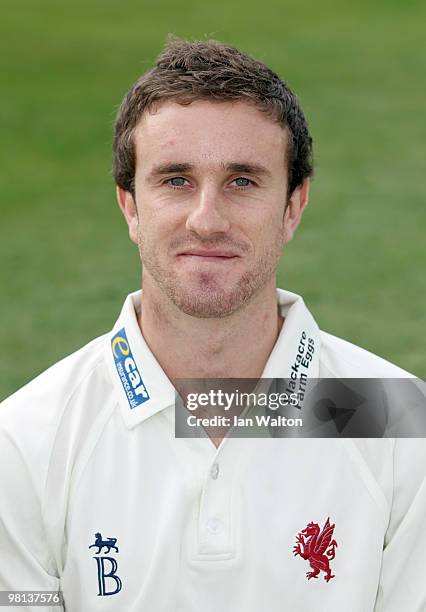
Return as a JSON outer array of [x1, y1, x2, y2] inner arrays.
[[113, 36, 313, 197]]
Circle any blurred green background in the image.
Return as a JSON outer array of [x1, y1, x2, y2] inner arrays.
[[1, 0, 425, 398]]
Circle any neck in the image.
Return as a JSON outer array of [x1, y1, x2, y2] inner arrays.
[[138, 278, 283, 386]]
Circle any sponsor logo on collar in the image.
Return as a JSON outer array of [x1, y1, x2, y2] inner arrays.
[[111, 328, 150, 409], [285, 330, 316, 403]]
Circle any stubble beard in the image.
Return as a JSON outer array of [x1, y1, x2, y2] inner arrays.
[[137, 229, 285, 319]]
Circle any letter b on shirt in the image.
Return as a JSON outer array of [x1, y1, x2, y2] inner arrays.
[[94, 556, 123, 596]]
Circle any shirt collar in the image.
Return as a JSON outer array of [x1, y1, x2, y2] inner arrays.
[[105, 288, 320, 429], [104, 290, 176, 430], [262, 288, 320, 379]]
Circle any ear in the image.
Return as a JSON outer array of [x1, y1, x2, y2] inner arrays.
[[116, 186, 139, 245], [283, 178, 310, 243]]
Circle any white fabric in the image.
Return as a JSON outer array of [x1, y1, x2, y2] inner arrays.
[[0, 288, 424, 611]]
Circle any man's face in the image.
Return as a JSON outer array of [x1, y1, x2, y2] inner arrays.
[[122, 99, 306, 318]]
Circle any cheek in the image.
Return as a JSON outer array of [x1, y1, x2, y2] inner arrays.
[[136, 207, 177, 256], [138, 196, 183, 230], [252, 208, 286, 245], [135, 204, 159, 241]]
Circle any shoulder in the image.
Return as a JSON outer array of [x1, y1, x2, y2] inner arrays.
[[1, 333, 108, 418], [319, 330, 415, 378], [0, 333, 113, 478]]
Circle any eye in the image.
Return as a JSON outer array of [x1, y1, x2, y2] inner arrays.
[[165, 176, 189, 189], [232, 177, 255, 189]]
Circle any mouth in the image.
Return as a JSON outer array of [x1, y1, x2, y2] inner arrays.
[[176, 249, 241, 262]]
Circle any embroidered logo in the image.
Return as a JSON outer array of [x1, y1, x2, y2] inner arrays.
[[89, 532, 122, 596], [293, 517, 338, 582], [111, 327, 150, 409]]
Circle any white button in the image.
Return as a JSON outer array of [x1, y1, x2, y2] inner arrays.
[[210, 463, 219, 480], [206, 518, 223, 535]]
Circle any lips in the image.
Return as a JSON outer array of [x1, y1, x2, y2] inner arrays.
[[178, 249, 239, 258]]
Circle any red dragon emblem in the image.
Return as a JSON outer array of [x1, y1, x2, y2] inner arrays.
[[293, 517, 338, 582]]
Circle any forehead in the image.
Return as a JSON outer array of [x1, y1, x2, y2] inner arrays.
[[133, 99, 288, 172]]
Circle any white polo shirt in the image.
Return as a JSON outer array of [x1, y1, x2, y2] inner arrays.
[[1, 288, 425, 612]]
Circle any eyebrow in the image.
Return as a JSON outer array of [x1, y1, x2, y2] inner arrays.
[[147, 161, 273, 180], [226, 162, 272, 178]]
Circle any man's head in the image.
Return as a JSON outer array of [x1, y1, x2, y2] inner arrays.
[[114, 37, 313, 318], [113, 36, 313, 200]]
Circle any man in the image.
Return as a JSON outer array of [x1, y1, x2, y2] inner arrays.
[[0, 37, 425, 611]]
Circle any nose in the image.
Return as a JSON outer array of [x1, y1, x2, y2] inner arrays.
[[185, 184, 231, 238]]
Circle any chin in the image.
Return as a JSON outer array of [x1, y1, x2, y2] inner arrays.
[[170, 285, 251, 319]]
